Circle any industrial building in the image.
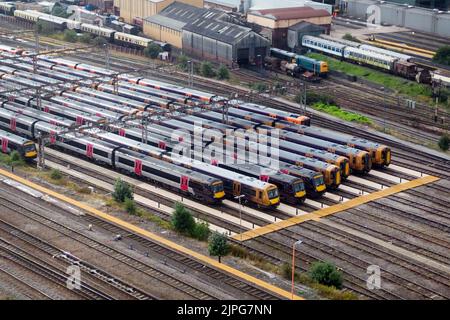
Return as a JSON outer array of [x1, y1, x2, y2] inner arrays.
[[144, 2, 225, 49], [113, 0, 204, 24], [144, 1, 269, 65], [182, 16, 270, 65], [202, 0, 333, 13], [287, 21, 326, 51], [344, 0, 450, 37], [247, 6, 332, 49]]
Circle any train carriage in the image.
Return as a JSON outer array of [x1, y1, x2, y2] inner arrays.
[[14, 10, 42, 23], [282, 124, 391, 167], [302, 35, 346, 58], [233, 102, 310, 126], [0, 129, 36, 160], [80, 24, 115, 42], [344, 47, 395, 71], [113, 32, 152, 49], [114, 149, 224, 204], [0, 2, 15, 15]]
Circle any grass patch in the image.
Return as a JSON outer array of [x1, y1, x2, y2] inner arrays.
[[307, 53, 432, 100], [312, 102, 373, 125]]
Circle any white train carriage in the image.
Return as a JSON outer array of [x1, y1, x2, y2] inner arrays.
[[319, 34, 361, 48], [14, 9, 43, 22], [66, 19, 82, 31], [114, 32, 152, 48], [38, 14, 67, 30], [343, 47, 395, 71], [302, 35, 346, 58], [0, 129, 36, 159], [0, 2, 15, 15], [359, 44, 412, 61], [80, 23, 115, 41]]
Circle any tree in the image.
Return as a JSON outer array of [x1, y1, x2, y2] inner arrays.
[[112, 178, 133, 203], [144, 43, 162, 59], [433, 46, 450, 66], [438, 134, 449, 151], [208, 232, 229, 263], [201, 62, 216, 78], [309, 261, 343, 289], [217, 65, 230, 80], [52, 4, 70, 18], [171, 202, 196, 234], [63, 29, 77, 43]]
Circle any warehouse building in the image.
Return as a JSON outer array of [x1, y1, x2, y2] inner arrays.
[[144, 2, 225, 49], [247, 6, 332, 49], [113, 0, 204, 24], [287, 21, 326, 51], [182, 17, 270, 65]]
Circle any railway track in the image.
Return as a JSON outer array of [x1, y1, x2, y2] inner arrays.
[[41, 147, 450, 299], [0, 183, 284, 300]]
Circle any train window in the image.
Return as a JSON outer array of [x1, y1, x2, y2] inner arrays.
[[119, 156, 134, 166]]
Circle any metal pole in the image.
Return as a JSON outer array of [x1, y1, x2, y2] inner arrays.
[[381, 87, 386, 132], [291, 242, 295, 300]]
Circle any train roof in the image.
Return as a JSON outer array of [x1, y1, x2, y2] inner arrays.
[[114, 32, 152, 43], [344, 46, 397, 62], [302, 35, 346, 50], [0, 128, 32, 145], [80, 23, 115, 34], [270, 48, 297, 58], [319, 34, 361, 47], [359, 44, 412, 61], [117, 148, 221, 185], [278, 129, 364, 154], [227, 162, 302, 184], [236, 102, 304, 120]]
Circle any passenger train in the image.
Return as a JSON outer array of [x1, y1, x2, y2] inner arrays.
[[11, 9, 171, 51], [0, 129, 37, 160], [302, 35, 431, 84]]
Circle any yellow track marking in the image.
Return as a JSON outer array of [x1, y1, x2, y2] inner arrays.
[[233, 175, 439, 241], [0, 168, 303, 300]]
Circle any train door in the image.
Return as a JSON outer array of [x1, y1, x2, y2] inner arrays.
[[1, 138, 8, 153], [233, 181, 241, 196]]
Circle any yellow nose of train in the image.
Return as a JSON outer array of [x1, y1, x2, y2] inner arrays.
[[295, 190, 306, 198], [214, 191, 225, 199], [320, 62, 329, 73]]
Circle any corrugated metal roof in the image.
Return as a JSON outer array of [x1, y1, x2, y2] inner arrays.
[[249, 6, 330, 21], [288, 21, 326, 32], [145, 14, 187, 31], [183, 17, 263, 44]]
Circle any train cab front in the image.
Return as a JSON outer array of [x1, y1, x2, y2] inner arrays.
[[312, 174, 326, 197], [373, 145, 391, 167], [23, 142, 37, 160], [267, 186, 281, 208], [327, 167, 341, 190], [293, 180, 306, 204], [337, 157, 350, 180], [286, 116, 310, 126], [354, 151, 372, 174], [211, 181, 225, 203], [320, 61, 329, 76]]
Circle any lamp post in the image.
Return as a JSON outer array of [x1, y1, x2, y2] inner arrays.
[[380, 86, 386, 132], [234, 195, 245, 241], [291, 239, 303, 300]]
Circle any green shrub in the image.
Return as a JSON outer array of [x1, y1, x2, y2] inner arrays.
[[144, 43, 162, 59], [36, 20, 56, 35], [312, 102, 372, 125], [10, 151, 20, 163], [342, 33, 361, 43], [79, 33, 92, 44], [281, 263, 292, 280], [201, 62, 216, 78], [304, 92, 336, 105], [112, 178, 133, 203], [124, 198, 137, 215], [63, 29, 77, 43], [438, 134, 449, 151], [50, 169, 63, 180], [91, 36, 108, 46], [433, 46, 450, 66], [178, 55, 189, 71], [191, 221, 210, 241], [217, 65, 230, 80], [250, 82, 267, 92], [309, 261, 343, 289], [208, 232, 229, 263], [171, 202, 196, 234]]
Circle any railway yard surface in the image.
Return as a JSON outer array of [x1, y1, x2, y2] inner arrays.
[[0, 11, 449, 304]]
